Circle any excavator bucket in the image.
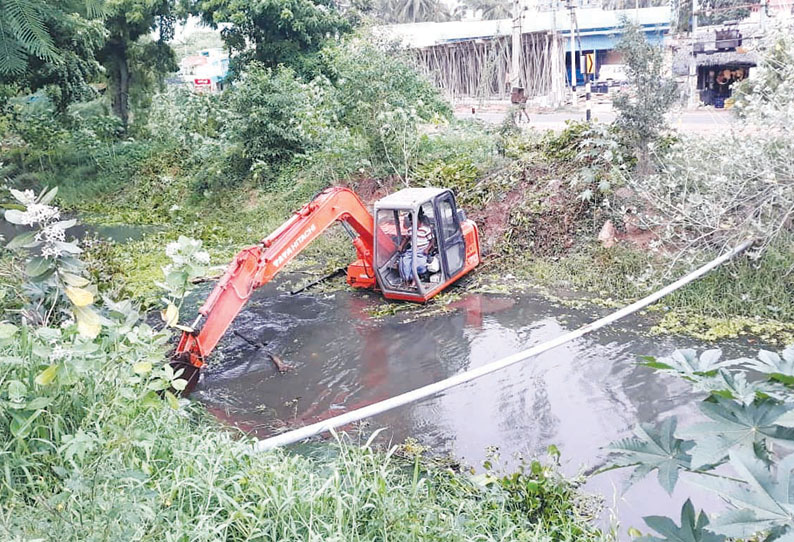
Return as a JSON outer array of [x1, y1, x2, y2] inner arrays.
[[170, 356, 202, 395]]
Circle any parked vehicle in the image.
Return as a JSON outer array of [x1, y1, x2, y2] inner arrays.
[[597, 64, 628, 86]]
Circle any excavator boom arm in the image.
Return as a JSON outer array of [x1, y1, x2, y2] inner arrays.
[[173, 187, 375, 368]]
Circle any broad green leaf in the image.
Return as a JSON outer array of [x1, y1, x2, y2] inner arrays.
[[171, 378, 187, 391], [38, 186, 58, 205], [679, 398, 794, 469], [7, 380, 26, 402], [60, 430, 98, 462], [35, 364, 59, 386], [25, 397, 52, 410], [141, 391, 161, 408], [26, 256, 55, 278], [54, 218, 77, 230], [54, 241, 82, 255], [744, 349, 794, 387], [0, 323, 18, 340], [608, 417, 693, 494], [65, 286, 94, 307], [694, 451, 794, 539], [642, 349, 737, 379], [10, 410, 43, 439], [61, 272, 90, 288], [693, 369, 765, 405], [9, 188, 31, 204], [4, 209, 28, 225], [6, 230, 38, 250], [640, 499, 725, 542]]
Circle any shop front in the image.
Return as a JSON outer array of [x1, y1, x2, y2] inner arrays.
[[694, 50, 758, 108]]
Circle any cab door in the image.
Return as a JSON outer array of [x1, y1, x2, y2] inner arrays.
[[434, 192, 465, 279]]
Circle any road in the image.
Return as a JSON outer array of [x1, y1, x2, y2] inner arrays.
[[454, 103, 738, 133]]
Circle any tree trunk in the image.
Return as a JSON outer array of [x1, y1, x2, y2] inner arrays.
[[110, 41, 130, 129]]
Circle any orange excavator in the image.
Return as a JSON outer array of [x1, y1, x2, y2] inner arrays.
[[171, 186, 481, 390]]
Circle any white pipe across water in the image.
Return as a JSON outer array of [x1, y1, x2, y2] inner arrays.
[[253, 238, 755, 453]]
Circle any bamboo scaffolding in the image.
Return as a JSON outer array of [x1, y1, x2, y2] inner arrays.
[[412, 31, 566, 102]]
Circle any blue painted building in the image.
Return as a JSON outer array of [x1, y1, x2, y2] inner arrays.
[[380, 6, 672, 100]]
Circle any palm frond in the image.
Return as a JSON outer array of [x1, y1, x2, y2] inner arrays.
[[2, 0, 59, 61], [83, 0, 108, 19], [0, 17, 28, 75]]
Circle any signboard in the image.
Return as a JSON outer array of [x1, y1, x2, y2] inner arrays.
[[194, 78, 211, 86], [584, 53, 595, 75]]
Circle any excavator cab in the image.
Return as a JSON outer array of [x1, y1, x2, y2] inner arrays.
[[372, 188, 479, 302]]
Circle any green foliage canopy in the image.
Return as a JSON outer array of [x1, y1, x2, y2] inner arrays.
[[612, 19, 679, 163], [198, 0, 352, 77], [0, 1, 106, 112], [98, 0, 190, 126]]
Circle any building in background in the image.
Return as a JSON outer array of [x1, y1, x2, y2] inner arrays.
[[377, 5, 671, 105], [178, 48, 230, 92]]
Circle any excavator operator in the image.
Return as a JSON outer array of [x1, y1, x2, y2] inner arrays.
[[399, 207, 439, 285]]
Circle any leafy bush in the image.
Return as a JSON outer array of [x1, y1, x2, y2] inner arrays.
[[612, 19, 679, 165], [226, 63, 338, 186], [321, 35, 452, 179], [622, 25, 793, 257]]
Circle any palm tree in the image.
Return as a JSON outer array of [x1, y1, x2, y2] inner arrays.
[[460, 0, 511, 20], [0, 0, 106, 76], [377, 0, 454, 23], [0, 0, 60, 74]]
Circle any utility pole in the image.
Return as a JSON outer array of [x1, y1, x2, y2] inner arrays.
[[511, 0, 522, 91], [550, 0, 562, 108], [568, 0, 576, 105], [585, 52, 592, 121], [572, 8, 590, 122], [689, 0, 699, 107], [760, 0, 767, 30]]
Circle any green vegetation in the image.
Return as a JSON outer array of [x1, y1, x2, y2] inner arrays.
[[607, 346, 794, 542], [1, 3, 793, 539]]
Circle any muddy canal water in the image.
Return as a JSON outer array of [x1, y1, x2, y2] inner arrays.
[[194, 279, 754, 530]]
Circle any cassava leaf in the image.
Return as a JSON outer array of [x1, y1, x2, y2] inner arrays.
[[642, 349, 737, 379], [692, 369, 766, 405], [744, 349, 794, 386], [639, 499, 725, 542], [693, 451, 794, 539], [679, 398, 794, 469], [608, 417, 693, 494]]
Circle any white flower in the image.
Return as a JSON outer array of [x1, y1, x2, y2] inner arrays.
[[50, 344, 72, 362], [19, 203, 60, 226], [41, 245, 63, 259], [193, 251, 210, 265], [165, 242, 180, 260], [40, 223, 66, 243]]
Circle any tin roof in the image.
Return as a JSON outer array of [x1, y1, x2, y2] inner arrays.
[[375, 6, 671, 49], [375, 187, 449, 210]]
